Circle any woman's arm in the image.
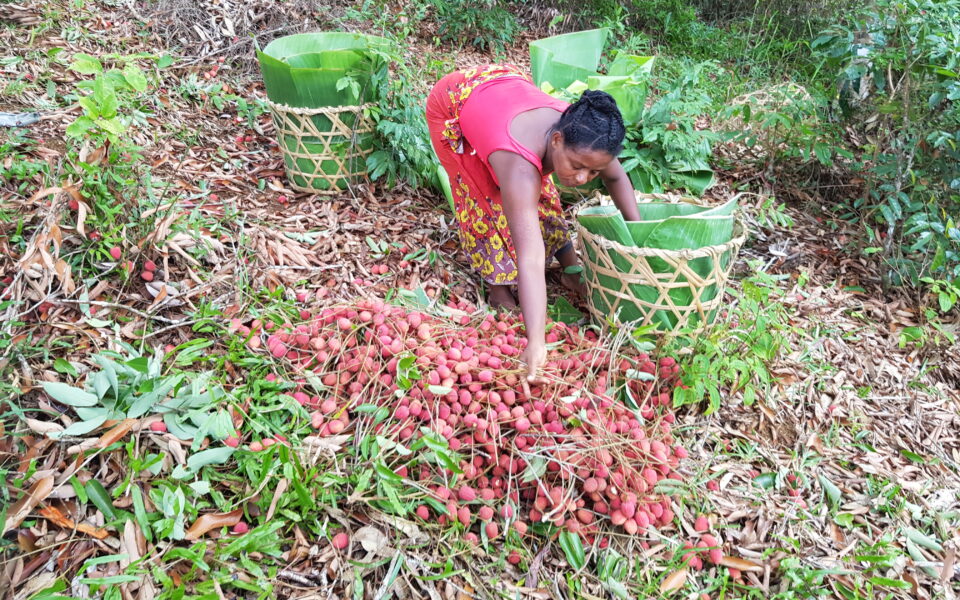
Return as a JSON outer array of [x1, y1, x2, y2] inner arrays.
[[489, 151, 548, 393], [600, 158, 641, 221]]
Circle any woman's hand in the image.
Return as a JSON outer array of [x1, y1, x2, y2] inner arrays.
[[519, 338, 547, 398]]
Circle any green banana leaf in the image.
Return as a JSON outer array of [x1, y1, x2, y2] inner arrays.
[[577, 205, 634, 246], [257, 33, 389, 107], [437, 163, 455, 214], [629, 195, 739, 240], [257, 32, 390, 192], [667, 156, 715, 196], [608, 54, 656, 77], [642, 216, 736, 328], [640, 214, 734, 248], [672, 170, 716, 196], [530, 28, 609, 89]]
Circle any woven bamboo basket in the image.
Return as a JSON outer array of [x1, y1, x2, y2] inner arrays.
[[267, 100, 374, 194], [575, 209, 746, 334]]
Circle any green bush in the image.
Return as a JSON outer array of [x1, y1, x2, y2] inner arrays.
[[429, 0, 521, 52], [813, 0, 960, 288]]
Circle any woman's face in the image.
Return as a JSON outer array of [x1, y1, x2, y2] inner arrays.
[[549, 133, 615, 188]]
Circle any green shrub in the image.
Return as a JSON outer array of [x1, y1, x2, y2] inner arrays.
[[429, 0, 521, 52], [813, 0, 960, 288]]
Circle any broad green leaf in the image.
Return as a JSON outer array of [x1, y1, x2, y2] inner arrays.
[[382, 481, 405, 514], [164, 415, 197, 441], [92, 77, 117, 118], [86, 479, 116, 520], [374, 461, 402, 483], [54, 358, 78, 377], [186, 447, 236, 472], [127, 376, 180, 418], [70, 53, 102, 74], [752, 472, 776, 489], [818, 474, 843, 507], [559, 530, 586, 570], [91, 371, 111, 399], [98, 117, 126, 136], [257, 32, 390, 107], [867, 577, 912, 590], [577, 204, 633, 245], [42, 381, 98, 407], [102, 69, 128, 90], [75, 406, 110, 421], [96, 356, 120, 401], [904, 527, 943, 552], [585, 75, 646, 124], [521, 455, 548, 483], [530, 28, 609, 89], [66, 116, 95, 137], [157, 54, 174, 69], [624, 369, 656, 381], [78, 95, 100, 119], [608, 54, 655, 77], [126, 356, 149, 373], [376, 435, 412, 456], [55, 414, 109, 438], [833, 513, 854, 527], [548, 296, 584, 324], [900, 449, 926, 463], [132, 485, 152, 542], [189, 481, 211, 495], [123, 63, 148, 92]]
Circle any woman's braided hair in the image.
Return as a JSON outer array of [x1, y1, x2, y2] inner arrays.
[[553, 89, 626, 156]]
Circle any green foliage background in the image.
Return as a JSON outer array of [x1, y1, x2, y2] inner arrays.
[[360, 0, 958, 301]]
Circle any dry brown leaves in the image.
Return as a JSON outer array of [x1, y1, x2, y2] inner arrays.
[[677, 203, 960, 599]]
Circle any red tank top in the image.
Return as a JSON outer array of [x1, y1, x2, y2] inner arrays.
[[459, 77, 570, 185]]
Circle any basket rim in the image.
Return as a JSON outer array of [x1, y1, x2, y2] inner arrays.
[[266, 100, 375, 114], [576, 219, 747, 258], [574, 191, 747, 258]]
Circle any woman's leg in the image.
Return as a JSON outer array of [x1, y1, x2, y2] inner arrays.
[[487, 285, 518, 309], [555, 242, 588, 298]]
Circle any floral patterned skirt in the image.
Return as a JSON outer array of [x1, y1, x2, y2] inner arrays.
[[425, 65, 570, 286]]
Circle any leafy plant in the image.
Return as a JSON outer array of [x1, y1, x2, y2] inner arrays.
[[362, 37, 443, 190], [721, 83, 849, 171], [428, 0, 521, 52], [65, 52, 155, 144], [920, 276, 959, 314], [41, 347, 236, 450], [620, 59, 718, 195], [812, 0, 960, 289], [666, 267, 793, 414]]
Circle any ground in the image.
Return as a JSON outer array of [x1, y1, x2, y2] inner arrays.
[[1, 2, 959, 600]]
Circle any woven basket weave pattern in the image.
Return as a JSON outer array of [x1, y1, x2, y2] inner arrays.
[[267, 100, 374, 194], [576, 207, 745, 334]]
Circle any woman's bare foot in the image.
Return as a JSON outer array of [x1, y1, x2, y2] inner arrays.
[[555, 244, 588, 299], [560, 271, 588, 299], [488, 285, 518, 310]]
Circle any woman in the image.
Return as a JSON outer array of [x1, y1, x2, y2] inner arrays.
[[426, 64, 640, 391]]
